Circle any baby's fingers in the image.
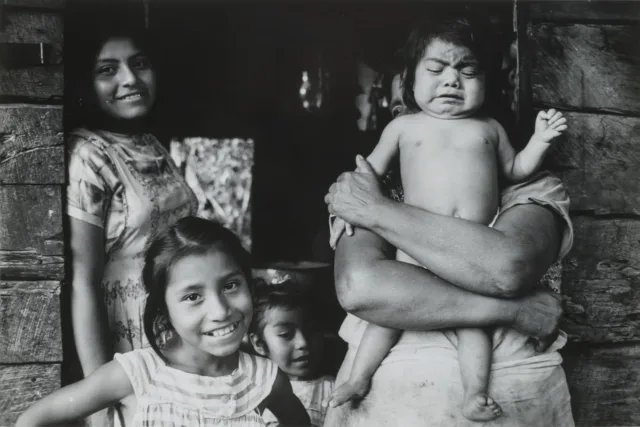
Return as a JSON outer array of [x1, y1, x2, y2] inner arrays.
[[547, 113, 565, 126]]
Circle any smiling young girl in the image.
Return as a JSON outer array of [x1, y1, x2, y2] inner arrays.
[[17, 217, 310, 427]]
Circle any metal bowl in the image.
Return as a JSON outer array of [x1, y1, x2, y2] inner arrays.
[[251, 261, 332, 291]]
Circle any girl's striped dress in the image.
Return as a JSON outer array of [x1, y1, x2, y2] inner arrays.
[[114, 349, 278, 426]]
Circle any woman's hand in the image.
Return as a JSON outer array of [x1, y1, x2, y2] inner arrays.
[[325, 155, 388, 229]]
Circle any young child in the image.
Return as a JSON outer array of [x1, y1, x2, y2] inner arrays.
[[249, 287, 335, 427], [17, 217, 310, 427], [328, 20, 567, 422]]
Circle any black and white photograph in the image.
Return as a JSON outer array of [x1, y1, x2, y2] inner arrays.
[[1, 0, 639, 426]]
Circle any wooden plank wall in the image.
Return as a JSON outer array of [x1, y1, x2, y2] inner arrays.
[[524, 2, 640, 426], [0, 1, 64, 425]]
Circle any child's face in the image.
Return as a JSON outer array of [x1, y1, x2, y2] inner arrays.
[[164, 249, 253, 361], [413, 38, 485, 119], [257, 306, 323, 381]]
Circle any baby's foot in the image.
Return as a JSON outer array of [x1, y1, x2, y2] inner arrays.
[[462, 394, 502, 421], [325, 379, 370, 408]]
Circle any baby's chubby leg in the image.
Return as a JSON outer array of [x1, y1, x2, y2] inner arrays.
[[327, 323, 401, 408], [457, 328, 502, 421]]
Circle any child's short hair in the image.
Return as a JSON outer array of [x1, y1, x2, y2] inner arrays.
[[141, 216, 252, 358], [401, 18, 494, 112], [250, 286, 320, 339]]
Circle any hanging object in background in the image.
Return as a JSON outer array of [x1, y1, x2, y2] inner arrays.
[[299, 53, 329, 112], [366, 72, 389, 132], [170, 138, 254, 251]]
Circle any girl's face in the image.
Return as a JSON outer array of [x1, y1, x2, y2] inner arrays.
[[164, 249, 253, 362], [413, 38, 485, 119], [93, 36, 156, 121], [253, 306, 323, 381]]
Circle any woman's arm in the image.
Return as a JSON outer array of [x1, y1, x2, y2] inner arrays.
[[262, 370, 310, 426], [16, 361, 133, 427], [327, 155, 563, 297], [69, 218, 112, 374]]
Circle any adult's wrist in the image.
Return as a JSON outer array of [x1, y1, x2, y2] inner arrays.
[[367, 196, 396, 232]]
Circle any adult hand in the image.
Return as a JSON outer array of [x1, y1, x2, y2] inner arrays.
[[324, 155, 388, 229], [512, 290, 564, 351]]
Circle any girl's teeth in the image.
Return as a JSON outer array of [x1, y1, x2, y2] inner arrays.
[[208, 323, 237, 337]]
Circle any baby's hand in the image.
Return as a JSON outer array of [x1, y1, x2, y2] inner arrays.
[[534, 109, 568, 143], [330, 216, 354, 249]]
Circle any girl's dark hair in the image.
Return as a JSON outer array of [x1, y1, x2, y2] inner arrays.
[[142, 216, 252, 359], [65, 2, 160, 131], [401, 18, 496, 113], [249, 286, 320, 338]]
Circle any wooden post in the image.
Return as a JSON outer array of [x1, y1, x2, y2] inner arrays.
[[522, 2, 640, 426], [0, 1, 64, 426]]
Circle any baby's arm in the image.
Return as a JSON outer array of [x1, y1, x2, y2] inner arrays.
[[329, 118, 403, 249], [328, 323, 400, 408], [262, 369, 311, 426], [498, 109, 567, 182], [365, 116, 404, 176], [16, 360, 133, 427]]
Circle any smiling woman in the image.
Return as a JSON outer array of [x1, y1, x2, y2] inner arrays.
[[63, 15, 198, 427], [92, 37, 157, 121]]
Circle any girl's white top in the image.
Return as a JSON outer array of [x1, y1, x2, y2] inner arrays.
[[114, 349, 278, 426]]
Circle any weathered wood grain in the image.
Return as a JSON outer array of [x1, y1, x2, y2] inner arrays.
[[0, 281, 61, 363], [531, 23, 640, 115], [0, 9, 63, 100], [562, 342, 640, 427], [0, 105, 64, 184], [0, 364, 61, 426], [530, 1, 640, 23], [0, 251, 64, 281], [3, 0, 65, 8], [0, 185, 63, 278], [0, 10, 63, 46], [562, 217, 640, 343], [0, 66, 63, 100], [545, 112, 640, 215]]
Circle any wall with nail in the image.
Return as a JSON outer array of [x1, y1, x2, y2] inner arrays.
[[0, 0, 65, 425], [522, 2, 640, 426]]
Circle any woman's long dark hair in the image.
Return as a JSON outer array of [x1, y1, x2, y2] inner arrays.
[[141, 217, 253, 360], [65, 1, 161, 133]]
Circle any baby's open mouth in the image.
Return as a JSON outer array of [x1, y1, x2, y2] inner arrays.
[[204, 322, 239, 337]]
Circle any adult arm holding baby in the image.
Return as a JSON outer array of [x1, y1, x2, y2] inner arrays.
[[326, 154, 566, 332]]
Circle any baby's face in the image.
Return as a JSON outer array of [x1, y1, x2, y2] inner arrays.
[[413, 38, 485, 119], [259, 306, 323, 380]]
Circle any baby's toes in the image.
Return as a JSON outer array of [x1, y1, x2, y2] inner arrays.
[[487, 397, 502, 413], [474, 394, 489, 407]]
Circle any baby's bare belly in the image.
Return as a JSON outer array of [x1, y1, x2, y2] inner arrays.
[[398, 163, 499, 267]]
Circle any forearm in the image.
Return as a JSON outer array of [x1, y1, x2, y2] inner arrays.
[[71, 283, 112, 375], [365, 200, 539, 296], [334, 229, 519, 331], [508, 138, 551, 181]]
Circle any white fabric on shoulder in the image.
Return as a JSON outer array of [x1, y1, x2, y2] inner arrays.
[[113, 348, 162, 396]]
